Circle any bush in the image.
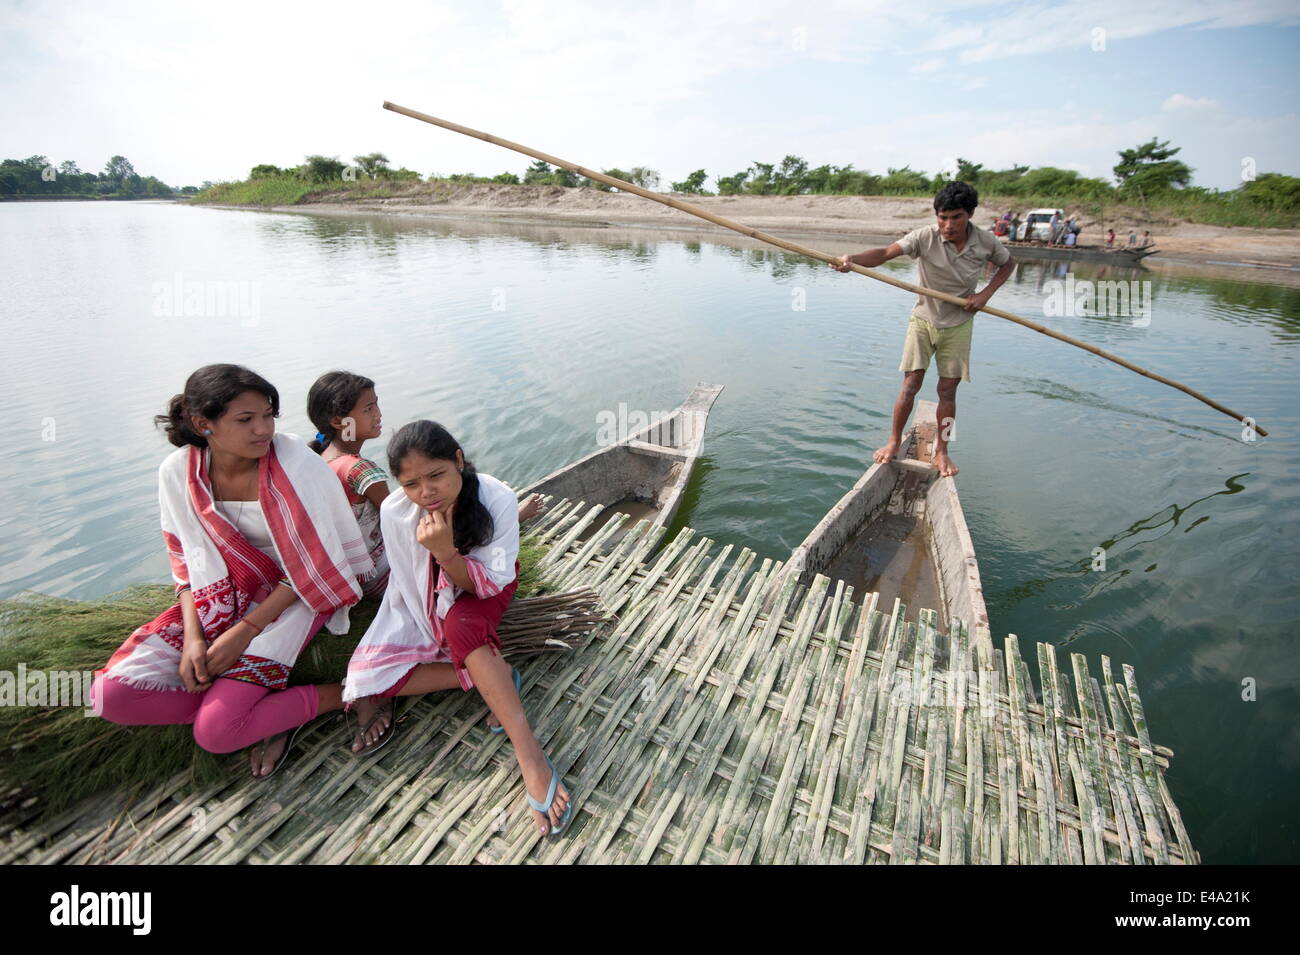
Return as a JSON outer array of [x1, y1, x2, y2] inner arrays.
[[301, 155, 346, 183], [671, 169, 709, 194], [1239, 173, 1300, 212], [878, 166, 930, 194]]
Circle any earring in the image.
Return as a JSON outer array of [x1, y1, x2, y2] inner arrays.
[[203, 429, 212, 435]]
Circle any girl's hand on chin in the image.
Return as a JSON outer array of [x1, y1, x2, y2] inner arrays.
[[417, 508, 455, 557]]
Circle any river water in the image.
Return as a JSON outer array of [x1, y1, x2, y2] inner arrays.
[[1, 199, 1297, 863]]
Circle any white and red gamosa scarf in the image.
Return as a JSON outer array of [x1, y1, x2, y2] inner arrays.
[[100, 433, 373, 692], [342, 473, 520, 702]]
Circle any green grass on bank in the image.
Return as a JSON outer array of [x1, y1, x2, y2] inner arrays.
[[0, 537, 551, 819], [194, 176, 427, 207]]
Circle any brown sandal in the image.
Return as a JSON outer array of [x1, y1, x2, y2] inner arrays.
[[251, 724, 303, 780], [349, 697, 397, 757]]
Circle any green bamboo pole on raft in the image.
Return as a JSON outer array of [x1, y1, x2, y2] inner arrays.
[[382, 100, 1268, 438]]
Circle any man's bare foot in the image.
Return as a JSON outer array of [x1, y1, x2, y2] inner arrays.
[[933, 449, 960, 477], [518, 492, 544, 523], [521, 752, 570, 834], [873, 439, 900, 465], [350, 695, 393, 753], [250, 731, 289, 778]]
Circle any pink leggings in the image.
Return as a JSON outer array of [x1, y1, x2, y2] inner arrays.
[[91, 674, 319, 754]]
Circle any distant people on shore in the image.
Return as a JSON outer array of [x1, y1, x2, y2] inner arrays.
[[1106, 229, 1116, 248], [1128, 230, 1138, 247], [1140, 231, 1153, 248], [1048, 211, 1062, 246], [1061, 217, 1075, 244]]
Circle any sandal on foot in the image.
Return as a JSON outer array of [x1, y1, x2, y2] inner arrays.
[[350, 697, 397, 757], [251, 724, 303, 780], [526, 753, 573, 836], [489, 668, 523, 734]]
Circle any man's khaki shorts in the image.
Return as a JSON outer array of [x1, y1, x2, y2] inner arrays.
[[899, 314, 973, 381]]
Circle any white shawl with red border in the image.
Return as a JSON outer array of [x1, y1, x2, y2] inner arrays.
[[102, 432, 372, 691], [342, 473, 518, 701]]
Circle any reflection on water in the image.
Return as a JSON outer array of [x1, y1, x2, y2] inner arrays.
[[1, 200, 1297, 863], [992, 473, 1249, 619]]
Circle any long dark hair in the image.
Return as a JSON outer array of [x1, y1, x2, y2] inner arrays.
[[387, 420, 493, 553], [307, 370, 375, 453], [154, 364, 280, 448]]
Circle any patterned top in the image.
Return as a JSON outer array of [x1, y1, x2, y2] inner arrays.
[[328, 454, 388, 504], [327, 453, 390, 595]]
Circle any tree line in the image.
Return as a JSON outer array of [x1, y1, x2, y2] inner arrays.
[[216, 139, 1300, 214], [0, 155, 185, 198]]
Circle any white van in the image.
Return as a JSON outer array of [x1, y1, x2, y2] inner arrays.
[[1019, 208, 1064, 242]]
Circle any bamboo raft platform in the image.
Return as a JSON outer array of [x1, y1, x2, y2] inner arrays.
[[1, 499, 1197, 864]]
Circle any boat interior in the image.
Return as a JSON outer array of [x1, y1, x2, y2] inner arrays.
[[524, 386, 719, 544], [788, 400, 988, 636], [818, 420, 947, 629]]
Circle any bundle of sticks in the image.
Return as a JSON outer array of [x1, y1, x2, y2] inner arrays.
[[498, 588, 608, 659]]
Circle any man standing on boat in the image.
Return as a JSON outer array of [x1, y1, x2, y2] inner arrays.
[[831, 181, 1013, 478]]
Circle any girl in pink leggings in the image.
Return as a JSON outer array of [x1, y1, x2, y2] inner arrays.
[[93, 364, 372, 778]]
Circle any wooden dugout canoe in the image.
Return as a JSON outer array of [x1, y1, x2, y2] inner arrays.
[[518, 382, 723, 535], [780, 399, 989, 634], [1005, 241, 1157, 265]]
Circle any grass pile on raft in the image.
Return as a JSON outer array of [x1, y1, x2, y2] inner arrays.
[[0, 537, 589, 819]]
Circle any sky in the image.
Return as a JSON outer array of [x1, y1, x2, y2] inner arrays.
[[1, 0, 1297, 191]]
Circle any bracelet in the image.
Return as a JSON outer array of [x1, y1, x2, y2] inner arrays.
[[243, 619, 264, 635]]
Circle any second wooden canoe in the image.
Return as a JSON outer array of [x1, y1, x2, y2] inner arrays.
[[779, 399, 989, 635], [519, 382, 723, 535]]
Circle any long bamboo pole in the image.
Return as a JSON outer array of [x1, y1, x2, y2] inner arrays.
[[383, 100, 1267, 437]]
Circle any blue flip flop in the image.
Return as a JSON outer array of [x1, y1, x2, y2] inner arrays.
[[489, 668, 523, 734], [526, 753, 573, 836]]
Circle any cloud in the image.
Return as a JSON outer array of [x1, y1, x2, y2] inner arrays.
[[918, 0, 1300, 63], [1162, 93, 1219, 112], [0, 0, 1296, 191]]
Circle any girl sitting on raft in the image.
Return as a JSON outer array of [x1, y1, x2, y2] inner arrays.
[[92, 364, 374, 779], [308, 371, 392, 597], [306, 370, 544, 600], [342, 420, 571, 835]]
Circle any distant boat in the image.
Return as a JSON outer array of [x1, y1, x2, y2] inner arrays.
[[1005, 240, 1157, 265], [774, 399, 988, 635], [998, 207, 1156, 264], [519, 382, 723, 536]]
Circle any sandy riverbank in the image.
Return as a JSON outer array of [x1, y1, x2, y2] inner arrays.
[[204, 182, 1300, 271]]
